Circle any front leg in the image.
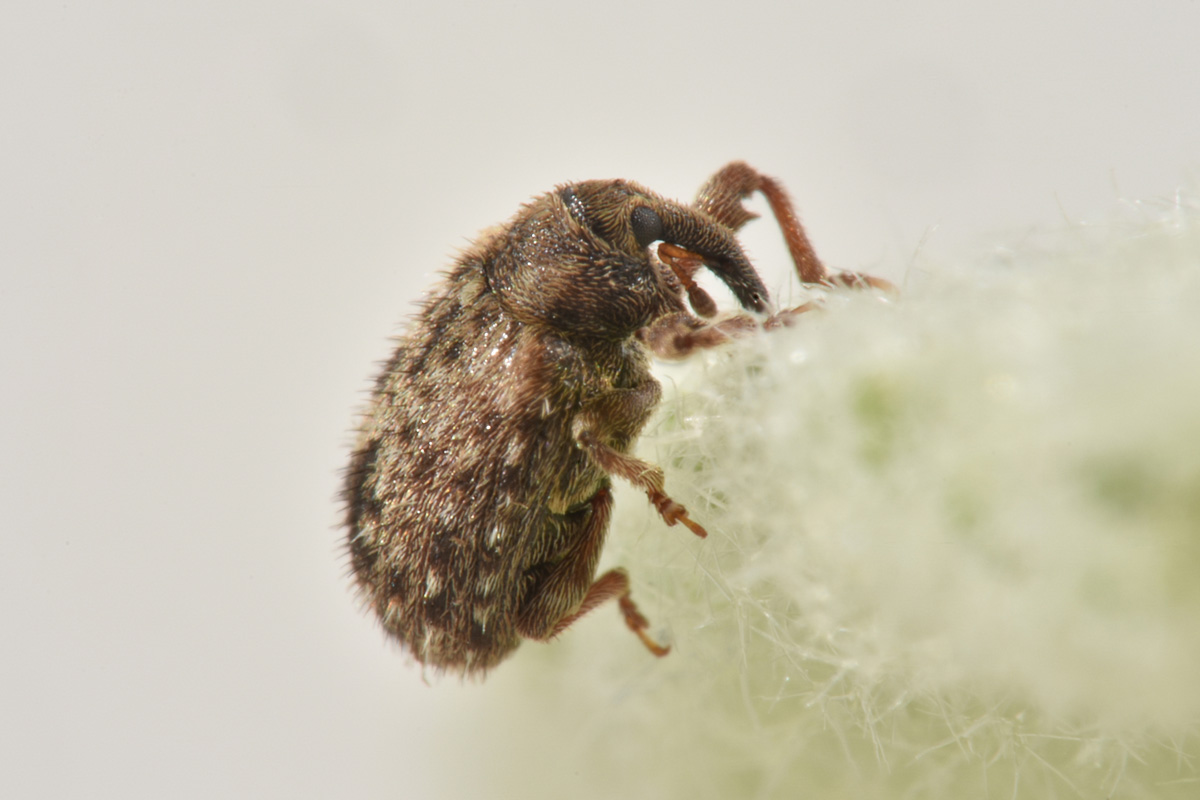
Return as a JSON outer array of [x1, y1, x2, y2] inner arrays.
[[642, 162, 897, 359], [571, 382, 708, 539], [694, 161, 897, 292]]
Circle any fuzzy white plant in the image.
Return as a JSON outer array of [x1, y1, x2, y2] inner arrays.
[[518, 191, 1200, 800]]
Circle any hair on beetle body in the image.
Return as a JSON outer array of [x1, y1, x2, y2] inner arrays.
[[342, 162, 893, 676]]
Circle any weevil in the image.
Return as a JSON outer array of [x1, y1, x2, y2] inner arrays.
[[343, 162, 892, 675]]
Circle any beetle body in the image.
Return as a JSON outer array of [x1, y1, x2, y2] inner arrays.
[[343, 163, 889, 675]]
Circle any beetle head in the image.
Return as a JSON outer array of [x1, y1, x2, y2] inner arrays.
[[485, 179, 769, 339], [559, 180, 770, 315]]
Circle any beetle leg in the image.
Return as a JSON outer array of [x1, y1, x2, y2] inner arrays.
[[574, 427, 707, 539], [517, 489, 670, 656], [572, 382, 708, 539], [693, 161, 763, 233], [554, 568, 670, 657], [763, 300, 823, 329], [696, 161, 897, 293], [516, 487, 611, 640], [637, 311, 758, 360]]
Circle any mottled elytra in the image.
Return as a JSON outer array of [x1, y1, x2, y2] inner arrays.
[[343, 162, 893, 675]]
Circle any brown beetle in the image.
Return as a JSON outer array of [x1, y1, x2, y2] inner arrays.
[[343, 162, 891, 675]]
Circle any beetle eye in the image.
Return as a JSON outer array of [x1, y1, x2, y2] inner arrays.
[[630, 206, 664, 249]]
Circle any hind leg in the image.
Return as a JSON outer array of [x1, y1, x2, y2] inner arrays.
[[551, 567, 669, 656], [517, 487, 670, 657]]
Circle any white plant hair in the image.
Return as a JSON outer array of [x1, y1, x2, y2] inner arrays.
[[506, 188, 1200, 800]]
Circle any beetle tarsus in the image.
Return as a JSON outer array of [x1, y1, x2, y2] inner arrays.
[[649, 488, 708, 539], [619, 593, 671, 657]]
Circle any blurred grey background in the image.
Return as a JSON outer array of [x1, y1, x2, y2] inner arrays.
[[2, 2, 1197, 797]]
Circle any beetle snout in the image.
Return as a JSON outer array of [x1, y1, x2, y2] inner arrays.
[[654, 204, 771, 314]]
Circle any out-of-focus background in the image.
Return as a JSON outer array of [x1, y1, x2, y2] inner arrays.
[[2, 2, 1197, 798]]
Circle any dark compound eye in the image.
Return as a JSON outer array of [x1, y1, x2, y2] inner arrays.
[[630, 205, 664, 249]]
